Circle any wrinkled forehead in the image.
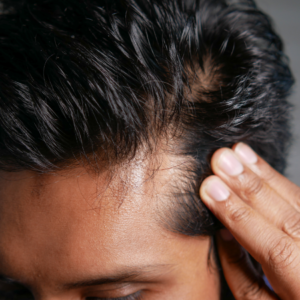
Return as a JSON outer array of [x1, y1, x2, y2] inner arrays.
[[0, 154, 185, 284]]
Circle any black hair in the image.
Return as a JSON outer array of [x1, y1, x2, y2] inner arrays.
[[0, 0, 294, 298]]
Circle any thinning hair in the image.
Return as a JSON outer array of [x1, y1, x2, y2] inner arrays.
[[0, 1, 294, 298], [0, 0, 293, 236]]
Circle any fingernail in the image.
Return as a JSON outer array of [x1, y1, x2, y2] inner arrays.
[[218, 150, 244, 176], [205, 177, 230, 201], [234, 143, 257, 164], [219, 229, 234, 241]]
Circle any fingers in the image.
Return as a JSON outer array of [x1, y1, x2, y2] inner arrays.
[[200, 143, 300, 299], [233, 143, 300, 212], [200, 176, 300, 299], [209, 146, 300, 241], [217, 230, 278, 300]]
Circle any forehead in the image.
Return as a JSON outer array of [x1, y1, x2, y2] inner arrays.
[[0, 155, 193, 286]]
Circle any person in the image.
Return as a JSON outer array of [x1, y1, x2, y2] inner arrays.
[[0, 0, 298, 299]]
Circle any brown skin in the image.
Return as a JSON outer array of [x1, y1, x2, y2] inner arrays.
[[200, 143, 300, 300], [1, 142, 299, 299], [0, 155, 220, 300]]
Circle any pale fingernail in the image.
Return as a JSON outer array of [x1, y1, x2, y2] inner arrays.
[[234, 143, 258, 164], [218, 150, 244, 176], [205, 177, 230, 201], [219, 229, 234, 241]]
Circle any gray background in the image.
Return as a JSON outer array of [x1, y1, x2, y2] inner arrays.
[[256, 0, 300, 185]]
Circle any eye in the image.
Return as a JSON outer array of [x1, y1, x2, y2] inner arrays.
[[86, 290, 143, 300]]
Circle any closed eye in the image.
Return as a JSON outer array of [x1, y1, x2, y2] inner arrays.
[[0, 285, 143, 300], [87, 290, 143, 300]]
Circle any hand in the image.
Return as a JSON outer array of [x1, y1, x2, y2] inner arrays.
[[200, 143, 300, 300]]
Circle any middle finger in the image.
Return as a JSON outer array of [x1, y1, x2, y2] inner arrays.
[[210, 148, 300, 242]]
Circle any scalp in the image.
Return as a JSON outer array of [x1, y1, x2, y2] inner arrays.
[[0, 0, 294, 237]]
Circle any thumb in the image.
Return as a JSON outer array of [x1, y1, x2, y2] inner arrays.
[[217, 229, 278, 300]]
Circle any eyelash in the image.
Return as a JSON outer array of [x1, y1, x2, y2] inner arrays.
[[0, 284, 143, 300], [87, 290, 143, 300]]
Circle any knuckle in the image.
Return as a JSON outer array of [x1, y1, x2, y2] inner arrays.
[[235, 279, 265, 300], [240, 176, 264, 201], [227, 203, 252, 224], [267, 237, 298, 273], [282, 213, 300, 240]]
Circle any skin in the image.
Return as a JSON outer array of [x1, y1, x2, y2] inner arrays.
[[200, 142, 300, 299], [0, 154, 220, 300], [1, 142, 300, 299]]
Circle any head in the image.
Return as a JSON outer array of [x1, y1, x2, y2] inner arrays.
[[0, 0, 294, 299]]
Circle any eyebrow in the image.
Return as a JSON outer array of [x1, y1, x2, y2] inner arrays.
[[0, 264, 171, 290], [63, 264, 171, 289]]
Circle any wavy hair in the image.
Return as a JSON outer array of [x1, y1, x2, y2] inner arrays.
[[0, 0, 294, 298]]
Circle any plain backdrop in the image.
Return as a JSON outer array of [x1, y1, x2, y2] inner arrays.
[[256, 0, 300, 185]]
